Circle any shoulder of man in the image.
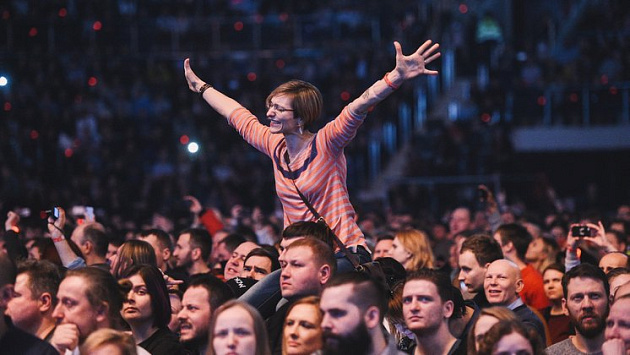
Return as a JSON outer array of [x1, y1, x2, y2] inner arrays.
[[545, 337, 594, 355]]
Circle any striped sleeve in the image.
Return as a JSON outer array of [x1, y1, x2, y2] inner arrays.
[[226, 107, 275, 157]]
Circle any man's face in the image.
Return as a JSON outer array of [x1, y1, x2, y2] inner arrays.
[[599, 253, 628, 274], [543, 269, 564, 302], [492, 232, 508, 255], [373, 239, 393, 259], [178, 286, 211, 344], [53, 276, 101, 342], [320, 283, 371, 355], [279, 246, 324, 300], [173, 233, 193, 268], [605, 298, 630, 353], [6, 273, 41, 332], [213, 242, 231, 265], [402, 279, 451, 335], [484, 260, 521, 306], [458, 250, 486, 293], [140, 234, 168, 271], [241, 255, 272, 281], [564, 277, 609, 338], [449, 208, 471, 236], [224, 242, 258, 280]]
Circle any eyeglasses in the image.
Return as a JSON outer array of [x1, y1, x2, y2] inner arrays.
[[266, 103, 294, 113]]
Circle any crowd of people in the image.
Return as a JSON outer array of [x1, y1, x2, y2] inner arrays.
[[1, 191, 630, 354], [2, 1, 630, 354]]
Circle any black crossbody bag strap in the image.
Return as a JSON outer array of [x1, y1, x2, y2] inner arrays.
[[284, 152, 360, 268]]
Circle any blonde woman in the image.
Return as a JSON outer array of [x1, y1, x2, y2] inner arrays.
[[391, 229, 434, 272]]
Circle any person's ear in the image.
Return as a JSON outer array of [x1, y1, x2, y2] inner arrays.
[[162, 248, 172, 262], [443, 300, 454, 319], [39, 292, 53, 313], [95, 303, 109, 324], [319, 264, 332, 285], [515, 278, 524, 293], [191, 247, 201, 261], [83, 240, 93, 254], [363, 306, 381, 329]]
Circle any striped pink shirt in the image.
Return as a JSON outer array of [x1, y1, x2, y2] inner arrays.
[[227, 106, 367, 249]]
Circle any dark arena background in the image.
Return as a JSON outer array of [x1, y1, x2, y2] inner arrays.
[[2, 0, 629, 235]]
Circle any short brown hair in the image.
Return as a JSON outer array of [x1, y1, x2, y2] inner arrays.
[[266, 80, 322, 130], [460, 234, 503, 267], [285, 237, 337, 275]]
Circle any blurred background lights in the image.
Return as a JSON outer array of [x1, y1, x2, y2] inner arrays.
[[0, 76, 7, 86], [187, 142, 199, 153]]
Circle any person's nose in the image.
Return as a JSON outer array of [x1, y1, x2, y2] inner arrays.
[[321, 314, 332, 331], [177, 308, 187, 321], [52, 303, 63, 321], [581, 296, 595, 309], [247, 268, 257, 279], [127, 291, 135, 304], [227, 331, 237, 349]]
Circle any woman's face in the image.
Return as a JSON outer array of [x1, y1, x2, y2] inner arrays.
[[525, 238, 546, 262], [492, 331, 533, 355], [474, 315, 499, 351], [121, 274, 153, 325], [391, 237, 411, 269], [267, 94, 300, 135], [212, 306, 256, 355], [283, 304, 322, 355]]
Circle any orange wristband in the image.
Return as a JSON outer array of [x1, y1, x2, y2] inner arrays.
[[383, 72, 399, 90]]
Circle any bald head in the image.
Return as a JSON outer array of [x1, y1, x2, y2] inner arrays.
[[484, 259, 523, 306], [600, 252, 629, 274]]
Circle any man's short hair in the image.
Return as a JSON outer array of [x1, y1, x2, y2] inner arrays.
[[543, 263, 565, 276], [405, 269, 463, 318], [376, 234, 394, 242], [139, 228, 173, 252], [187, 273, 235, 311], [219, 233, 247, 254], [562, 263, 610, 299], [245, 247, 280, 272], [179, 228, 212, 261], [324, 272, 387, 321], [495, 224, 532, 261], [281, 221, 335, 250], [65, 267, 125, 330], [16, 259, 62, 304], [83, 224, 109, 258], [460, 234, 503, 266], [284, 237, 337, 275]]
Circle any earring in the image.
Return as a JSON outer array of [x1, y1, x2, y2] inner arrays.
[[298, 125, 303, 135]]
